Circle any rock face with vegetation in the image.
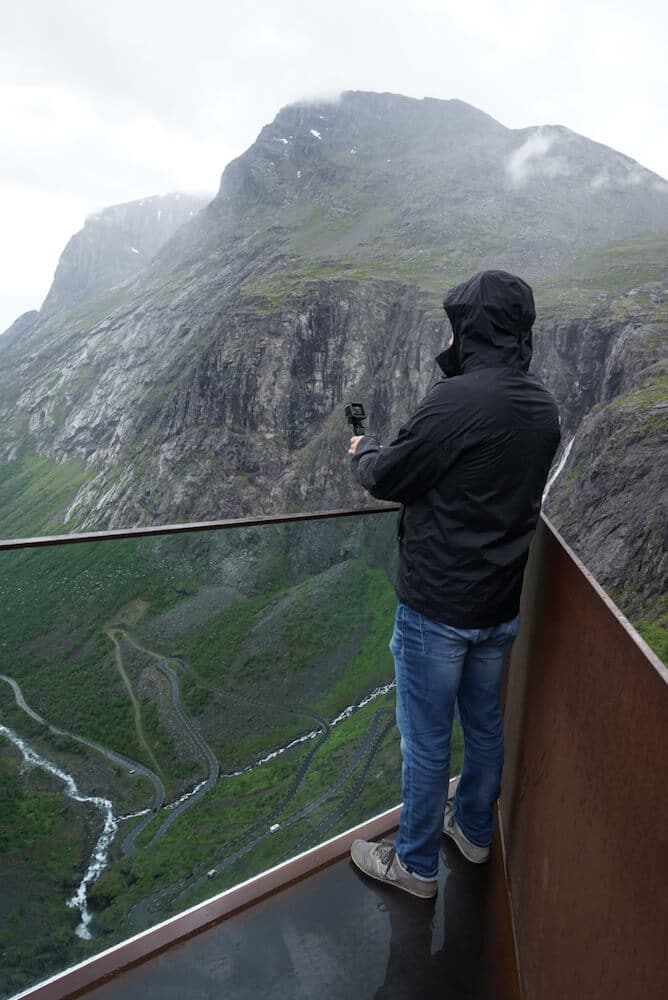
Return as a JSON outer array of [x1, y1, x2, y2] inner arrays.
[[534, 248, 667, 646], [0, 91, 666, 638]]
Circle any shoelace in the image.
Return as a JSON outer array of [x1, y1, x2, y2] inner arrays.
[[374, 841, 397, 873]]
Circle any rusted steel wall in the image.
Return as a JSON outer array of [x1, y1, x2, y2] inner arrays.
[[501, 516, 668, 1000]]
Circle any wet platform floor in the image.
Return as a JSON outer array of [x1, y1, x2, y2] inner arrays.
[[86, 835, 517, 1000]]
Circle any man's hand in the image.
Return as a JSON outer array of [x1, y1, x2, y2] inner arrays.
[[349, 435, 364, 457]]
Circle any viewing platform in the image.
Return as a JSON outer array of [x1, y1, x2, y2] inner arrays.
[[1, 512, 666, 1000]]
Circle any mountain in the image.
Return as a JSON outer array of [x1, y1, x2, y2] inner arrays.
[[37, 192, 210, 321], [0, 90, 666, 637], [207, 92, 667, 277], [0, 309, 39, 355]]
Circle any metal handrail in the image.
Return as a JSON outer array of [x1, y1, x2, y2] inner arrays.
[[0, 504, 401, 552]]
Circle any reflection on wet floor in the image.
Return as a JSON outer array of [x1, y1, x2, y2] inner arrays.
[[88, 832, 510, 1000], [374, 848, 490, 999]]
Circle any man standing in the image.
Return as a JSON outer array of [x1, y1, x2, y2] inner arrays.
[[348, 270, 560, 898]]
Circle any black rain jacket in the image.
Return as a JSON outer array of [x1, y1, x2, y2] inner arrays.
[[351, 270, 561, 628]]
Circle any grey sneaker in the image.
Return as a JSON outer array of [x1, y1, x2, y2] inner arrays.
[[350, 839, 437, 899], [443, 801, 490, 864]]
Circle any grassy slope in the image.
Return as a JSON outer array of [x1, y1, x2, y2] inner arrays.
[[0, 448, 92, 540], [635, 618, 668, 662], [536, 234, 668, 310], [0, 537, 201, 754]]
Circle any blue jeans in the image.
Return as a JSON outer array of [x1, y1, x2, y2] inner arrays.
[[391, 602, 520, 878]]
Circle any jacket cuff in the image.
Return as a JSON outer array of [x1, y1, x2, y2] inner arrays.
[[352, 435, 379, 458], [350, 435, 379, 482]]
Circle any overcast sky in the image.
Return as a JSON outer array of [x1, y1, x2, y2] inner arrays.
[[1, 0, 666, 334]]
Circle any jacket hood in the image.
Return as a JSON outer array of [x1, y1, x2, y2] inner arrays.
[[437, 270, 535, 376]]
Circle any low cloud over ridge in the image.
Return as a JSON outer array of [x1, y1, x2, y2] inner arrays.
[[505, 128, 572, 186]]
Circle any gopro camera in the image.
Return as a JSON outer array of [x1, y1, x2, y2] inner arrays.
[[345, 401, 366, 436]]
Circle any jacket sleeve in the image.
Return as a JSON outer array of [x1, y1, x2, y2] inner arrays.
[[351, 404, 447, 503]]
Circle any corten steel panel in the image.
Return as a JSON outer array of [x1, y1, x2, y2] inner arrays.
[[501, 516, 668, 1000]]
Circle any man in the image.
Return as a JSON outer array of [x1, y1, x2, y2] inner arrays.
[[348, 270, 560, 899]]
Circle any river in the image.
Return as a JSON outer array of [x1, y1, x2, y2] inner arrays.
[[0, 676, 396, 937], [0, 722, 117, 940]]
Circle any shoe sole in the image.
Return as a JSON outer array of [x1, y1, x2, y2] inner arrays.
[[350, 854, 437, 899]]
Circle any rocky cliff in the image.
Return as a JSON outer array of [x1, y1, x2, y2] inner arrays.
[[37, 192, 209, 320], [534, 257, 667, 625], [547, 359, 666, 617], [0, 91, 666, 637]]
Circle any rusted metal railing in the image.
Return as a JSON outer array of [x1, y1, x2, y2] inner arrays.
[[501, 516, 668, 1000]]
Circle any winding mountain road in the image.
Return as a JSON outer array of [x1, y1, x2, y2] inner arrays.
[[0, 673, 166, 854], [139, 658, 220, 845], [134, 702, 395, 922]]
